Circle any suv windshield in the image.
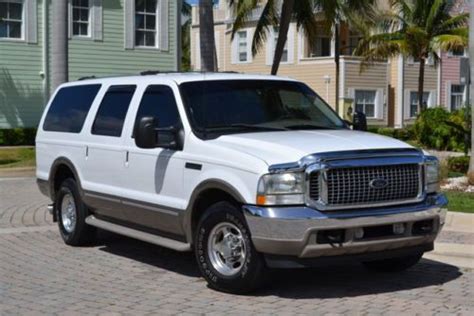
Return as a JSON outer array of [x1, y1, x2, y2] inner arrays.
[[179, 80, 346, 139]]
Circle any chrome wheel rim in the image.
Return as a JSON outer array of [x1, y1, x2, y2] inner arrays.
[[61, 193, 77, 233], [207, 222, 246, 276]]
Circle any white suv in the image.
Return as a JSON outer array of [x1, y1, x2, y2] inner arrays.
[[36, 73, 447, 293]]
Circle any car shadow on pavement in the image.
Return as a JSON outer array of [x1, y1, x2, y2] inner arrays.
[[96, 231, 463, 298]]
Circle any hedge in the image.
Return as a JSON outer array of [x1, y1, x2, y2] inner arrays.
[[0, 128, 37, 146]]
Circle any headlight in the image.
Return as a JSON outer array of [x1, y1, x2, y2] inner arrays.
[[425, 158, 439, 193], [257, 172, 305, 205]]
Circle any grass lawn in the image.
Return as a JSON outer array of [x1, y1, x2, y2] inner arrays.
[[0, 147, 36, 169], [444, 191, 474, 214]]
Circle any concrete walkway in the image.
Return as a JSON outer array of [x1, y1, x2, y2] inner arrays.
[[426, 212, 474, 269]]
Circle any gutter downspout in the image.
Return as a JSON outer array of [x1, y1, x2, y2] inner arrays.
[[42, 0, 49, 104]]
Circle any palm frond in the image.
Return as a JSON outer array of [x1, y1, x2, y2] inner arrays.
[[230, 0, 260, 40], [250, 0, 279, 56]]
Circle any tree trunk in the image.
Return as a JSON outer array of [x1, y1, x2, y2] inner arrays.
[[468, 0, 474, 183], [334, 20, 340, 112], [417, 58, 426, 114], [271, 0, 295, 75], [51, 0, 68, 93], [199, 0, 217, 72]]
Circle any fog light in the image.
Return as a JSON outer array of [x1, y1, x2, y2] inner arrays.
[[393, 223, 405, 235], [354, 227, 364, 239]]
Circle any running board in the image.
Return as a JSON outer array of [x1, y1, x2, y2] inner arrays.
[[85, 215, 191, 252]]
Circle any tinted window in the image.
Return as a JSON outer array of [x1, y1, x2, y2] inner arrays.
[[179, 80, 345, 139], [134, 85, 180, 131], [92, 85, 136, 137], [43, 84, 101, 133]]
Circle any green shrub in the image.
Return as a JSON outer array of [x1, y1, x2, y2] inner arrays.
[[376, 127, 396, 138], [0, 128, 37, 146], [412, 107, 470, 152], [447, 156, 470, 174]]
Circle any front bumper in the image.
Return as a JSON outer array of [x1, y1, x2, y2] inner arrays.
[[243, 193, 448, 261]]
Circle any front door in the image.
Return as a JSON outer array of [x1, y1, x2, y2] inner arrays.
[[120, 84, 186, 237]]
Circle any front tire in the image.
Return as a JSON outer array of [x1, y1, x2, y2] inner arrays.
[[195, 201, 266, 294], [362, 253, 423, 272], [56, 178, 96, 246]]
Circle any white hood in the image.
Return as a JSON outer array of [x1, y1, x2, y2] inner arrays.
[[210, 130, 413, 166]]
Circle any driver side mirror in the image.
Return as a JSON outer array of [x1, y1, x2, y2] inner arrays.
[[135, 117, 157, 149], [135, 116, 182, 150]]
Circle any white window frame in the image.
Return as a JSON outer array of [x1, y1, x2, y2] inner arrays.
[[408, 91, 432, 118], [448, 47, 466, 57], [232, 28, 252, 64], [134, 0, 160, 49], [0, 0, 25, 41], [266, 25, 294, 65], [70, 0, 92, 38], [449, 84, 466, 111], [354, 90, 377, 118]]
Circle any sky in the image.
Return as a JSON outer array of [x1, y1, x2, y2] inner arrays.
[[186, 0, 219, 5]]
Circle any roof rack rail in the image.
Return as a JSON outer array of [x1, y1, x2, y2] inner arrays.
[[140, 70, 241, 76], [78, 75, 96, 81]]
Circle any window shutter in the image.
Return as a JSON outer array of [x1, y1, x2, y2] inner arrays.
[[124, 0, 135, 49], [231, 35, 237, 64], [376, 89, 384, 119], [25, 0, 38, 43], [195, 33, 201, 70], [286, 25, 294, 64], [159, 0, 169, 51], [214, 31, 220, 68], [92, 0, 103, 41], [68, 0, 72, 39]]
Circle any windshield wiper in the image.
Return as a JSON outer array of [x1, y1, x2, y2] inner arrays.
[[285, 124, 339, 130], [206, 124, 288, 132]]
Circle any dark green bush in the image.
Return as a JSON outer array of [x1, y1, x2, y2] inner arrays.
[[447, 156, 470, 174], [412, 107, 470, 152], [0, 128, 37, 146], [369, 126, 413, 142]]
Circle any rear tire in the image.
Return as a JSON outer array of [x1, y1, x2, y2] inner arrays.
[[362, 253, 423, 272], [194, 201, 266, 294], [56, 178, 96, 246]]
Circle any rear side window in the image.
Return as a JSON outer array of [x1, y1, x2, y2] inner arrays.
[[43, 84, 101, 133], [92, 85, 136, 137], [134, 85, 181, 132]]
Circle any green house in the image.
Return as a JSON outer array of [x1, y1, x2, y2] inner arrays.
[[0, 0, 182, 129]]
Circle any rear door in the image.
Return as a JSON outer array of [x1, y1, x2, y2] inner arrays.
[[81, 85, 138, 221]]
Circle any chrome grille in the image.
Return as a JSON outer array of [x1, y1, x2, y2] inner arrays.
[[309, 171, 319, 200], [309, 164, 421, 206]]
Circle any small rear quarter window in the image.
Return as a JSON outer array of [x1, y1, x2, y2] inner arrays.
[[43, 84, 101, 133]]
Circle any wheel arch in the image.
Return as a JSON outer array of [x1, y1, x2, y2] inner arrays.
[[49, 157, 83, 202], [183, 179, 246, 244]]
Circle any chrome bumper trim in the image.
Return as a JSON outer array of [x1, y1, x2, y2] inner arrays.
[[243, 194, 447, 258]]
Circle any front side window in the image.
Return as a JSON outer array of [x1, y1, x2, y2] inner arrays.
[[237, 31, 248, 62], [43, 84, 102, 133], [410, 91, 430, 118], [355, 90, 376, 118], [179, 80, 346, 139], [272, 27, 288, 62], [92, 85, 136, 137], [135, 85, 181, 130], [0, 0, 23, 39], [135, 0, 158, 47], [451, 84, 465, 111], [72, 0, 90, 37]]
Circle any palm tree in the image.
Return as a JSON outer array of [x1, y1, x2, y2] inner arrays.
[[468, 0, 474, 183], [355, 0, 469, 114], [229, 0, 375, 108], [199, 0, 217, 71], [181, 1, 192, 71], [50, 0, 68, 93]]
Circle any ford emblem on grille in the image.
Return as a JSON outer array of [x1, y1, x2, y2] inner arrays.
[[369, 178, 389, 189]]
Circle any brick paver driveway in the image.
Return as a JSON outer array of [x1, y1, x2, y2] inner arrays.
[[1, 178, 473, 315]]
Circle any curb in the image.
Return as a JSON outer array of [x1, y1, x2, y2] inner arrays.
[[444, 212, 474, 233]]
